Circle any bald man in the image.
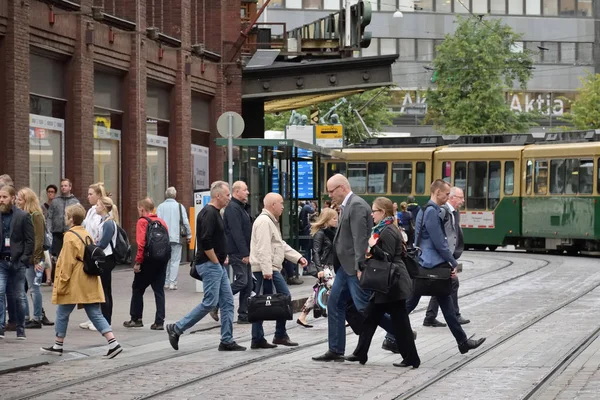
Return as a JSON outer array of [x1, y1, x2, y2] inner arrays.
[[249, 193, 308, 349]]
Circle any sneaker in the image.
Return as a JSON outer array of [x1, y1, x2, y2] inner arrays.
[[150, 323, 164, 330], [169, 283, 177, 290], [17, 333, 26, 340], [382, 338, 400, 354], [164, 284, 169, 289], [166, 324, 180, 350], [123, 319, 143, 328], [0, 329, 4, 339], [25, 320, 42, 329], [41, 312, 54, 326], [218, 341, 246, 351], [79, 320, 92, 329], [88, 324, 97, 331], [209, 309, 219, 322], [41, 346, 63, 356], [287, 277, 304, 285], [103, 344, 123, 359]]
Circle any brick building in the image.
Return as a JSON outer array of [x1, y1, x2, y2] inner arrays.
[[0, 0, 242, 236]]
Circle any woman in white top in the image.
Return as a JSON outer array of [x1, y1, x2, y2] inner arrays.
[[82, 182, 106, 241], [94, 196, 118, 326]]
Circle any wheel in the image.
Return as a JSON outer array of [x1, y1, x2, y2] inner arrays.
[[488, 246, 498, 251]]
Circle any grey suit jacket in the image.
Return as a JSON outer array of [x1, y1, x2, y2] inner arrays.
[[443, 204, 464, 260], [333, 193, 373, 275]]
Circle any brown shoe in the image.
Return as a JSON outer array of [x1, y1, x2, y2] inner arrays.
[[250, 340, 277, 349], [123, 319, 143, 328], [272, 337, 298, 346], [5, 322, 16, 331]]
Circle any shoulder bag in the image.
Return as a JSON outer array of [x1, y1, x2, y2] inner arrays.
[[178, 203, 188, 238], [359, 249, 394, 294], [247, 280, 293, 323]]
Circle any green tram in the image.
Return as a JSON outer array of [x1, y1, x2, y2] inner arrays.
[[324, 133, 600, 254]]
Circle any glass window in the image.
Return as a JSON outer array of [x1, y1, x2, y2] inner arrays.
[[561, 42, 576, 63], [327, 162, 346, 179], [417, 39, 434, 62], [286, 0, 302, 8], [560, 0, 576, 15], [29, 115, 64, 197], [368, 162, 388, 194], [490, 0, 507, 13], [442, 161, 451, 183], [550, 159, 565, 194], [543, 42, 559, 63], [399, 39, 415, 61], [94, 109, 122, 204], [534, 160, 548, 195], [381, 0, 396, 11], [467, 161, 488, 210], [392, 162, 412, 194], [504, 161, 515, 195], [543, 0, 558, 15], [454, 162, 467, 192], [362, 38, 378, 57], [303, 0, 321, 8], [454, 0, 469, 13], [579, 158, 593, 194], [380, 39, 397, 56], [418, 0, 434, 12], [416, 162, 426, 194], [488, 161, 501, 209], [436, 0, 452, 12], [324, 0, 340, 9], [147, 146, 167, 204], [526, 0, 542, 15], [578, 43, 593, 64], [526, 160, 533, 195], [577, 0, 592, 16], [565, 158, 579, 194], [473, 0, 488, 13], [348, 162, 367, 193], [525, 42, 542, 63], [509, 0, 524, 14]]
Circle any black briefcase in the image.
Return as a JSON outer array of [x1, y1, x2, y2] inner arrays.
[[247, 293, 293, 322], [413, 265, 452, 297]]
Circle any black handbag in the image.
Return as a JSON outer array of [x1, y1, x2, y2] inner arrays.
[[178, 202, 188, 238], [402, 247, 421, 279], [247, 293, 293, 322], [413, 264, 453, 297], [189, 260, 202, 281], [359, 255, 393, 294]]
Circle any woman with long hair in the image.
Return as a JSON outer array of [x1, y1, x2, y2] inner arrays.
[[16, 187, 54, 328], [346, 197, 420, 368], [296, 208, 338, 328], [93, 196, 118, 326]]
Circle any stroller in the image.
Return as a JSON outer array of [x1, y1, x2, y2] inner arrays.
[[312, 267, 335, 318]]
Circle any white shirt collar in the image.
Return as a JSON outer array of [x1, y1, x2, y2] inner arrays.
[[446, 202, 455, 213], [341, 191, 353, 207]]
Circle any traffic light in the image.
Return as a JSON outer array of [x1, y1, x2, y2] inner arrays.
[[351, 0, 372, 49]]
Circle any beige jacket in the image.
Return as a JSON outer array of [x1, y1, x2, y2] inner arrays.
[[250, 209, 302, 276]]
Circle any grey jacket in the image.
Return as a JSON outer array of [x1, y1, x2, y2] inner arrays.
[[46, 195, 79, 233], [443, 204, 464, 260], [333, 193, 373, 275]]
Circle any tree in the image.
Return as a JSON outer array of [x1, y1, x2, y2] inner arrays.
[[264, 88, 396, 144], [560, 72, 600, 130], [425, 16, 535, 135]]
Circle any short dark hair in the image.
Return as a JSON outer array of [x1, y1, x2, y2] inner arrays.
[[46, 184, 58, 193], [60, 178, 72, 186], [430, 179, 450, 193]]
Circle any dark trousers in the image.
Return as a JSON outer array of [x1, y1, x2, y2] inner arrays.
[[425, 275, 460, 321], [51, 232, 64, 257], [281, 260, 298, 280], [229, 255, 253, 319], [129, 262, 167, 324], [354, 300, 420, 365], [406, 291, 467, 344], [100, 255, 115, 324]]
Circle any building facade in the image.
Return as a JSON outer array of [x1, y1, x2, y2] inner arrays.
[[259, 0, 597, 132], [0, 0, 242, 235]]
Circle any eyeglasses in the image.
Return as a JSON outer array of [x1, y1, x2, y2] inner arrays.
[[327, 185, 342, 195], [371, 209, 383, 214]]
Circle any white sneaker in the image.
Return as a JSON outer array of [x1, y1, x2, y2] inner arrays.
[[164, 284, 169, 289], [79, 320, 92, 329], [88, 324, 97, 331], [169, 283, 177, 290]]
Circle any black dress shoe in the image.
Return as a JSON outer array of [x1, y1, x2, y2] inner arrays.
[[393, 359, 420, 369], [344, 354, 367, 365], [458, 337, 486, 354], [251, 340, 277, 349], [312, 350, 345, 362], [457, 316, 471, 325], [423, 318, 447, 327], [381, 338, 400, 354], [273, 337, 298, 346]]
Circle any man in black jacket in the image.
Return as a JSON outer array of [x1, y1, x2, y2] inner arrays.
[[0, 185, 34, 339], [223, 181, 254, 324]]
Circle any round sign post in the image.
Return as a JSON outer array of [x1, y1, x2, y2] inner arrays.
[[217, 112, 245, 190]]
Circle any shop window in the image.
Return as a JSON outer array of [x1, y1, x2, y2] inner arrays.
[[93, 109, 122, 203], [491, 0, 507, 13], [504, 161, 515, 195], [441, 161, 451, 183], [467, 161, 488, 210], [543, 0, 558, 15], [560, 0, 577, 15], [327, 162, 347, 180], [534, 160, 548, 195], [509, 0, 524, 14], [579, 158, 594, 194], [565, 158, 579, 194], [526, 0, 542, 15], [454, 0, 469, 13], [415, 162, 426, 194], [454, 161, 467, 192], [577, 0, 592, 16], [550, 159, 566, 194], [392, 162, 412, 194], [368, 162, 388, 194], [348, 162, 367, 194], [29, 115, 64, 197], [526, 159, 533, 195], [488, 161, 501, 209]]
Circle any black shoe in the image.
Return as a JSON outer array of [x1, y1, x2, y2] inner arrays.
[[344, 354, 367, 365], [41, 310, 54, 326], [250, 340, 277, 349], [382, 338, 400, 354], [237, 317, 250, 325], [312, 350, 345, 362], [218, 341, 246, 351], [166, 324, 180, 351], [103, 344, 123, 359], [41, 346, 63, 356], [0, 329, 4, 339], [287, 277, 304, 285], [26, 320, 42, 329], [209, 309, 219, 322], [457, 316, 471, 325], [458, 337, 486, 354], [423, 318, 447, 327], [123, 319, 143, 328], [393, 359, 420, 369], [150, 323, 164, 330], [273, 337, 298, 346]]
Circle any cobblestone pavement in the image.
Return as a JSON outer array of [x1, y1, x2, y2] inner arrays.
[[2, 252, 600, 400]]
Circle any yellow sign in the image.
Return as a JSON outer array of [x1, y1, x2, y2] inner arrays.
[[316, 125, 343, 138]]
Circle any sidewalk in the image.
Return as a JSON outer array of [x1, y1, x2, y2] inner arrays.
[[0, 264, 315, 374]]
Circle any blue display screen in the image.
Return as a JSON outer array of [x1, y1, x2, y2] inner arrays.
[[272, 161, 314, 200]]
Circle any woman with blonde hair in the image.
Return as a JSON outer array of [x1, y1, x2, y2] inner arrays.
[[93, 196, 118, 325], [296, 207, 338, 328], [16, 187, 54, 328], [42, 204, 122, 359]]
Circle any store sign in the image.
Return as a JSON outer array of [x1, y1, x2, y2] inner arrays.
[[315, 125, 344, 148], [191, 145, 209, 191], [285, 125, 315, 145]]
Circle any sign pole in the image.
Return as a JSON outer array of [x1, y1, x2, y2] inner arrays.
[[227, 112, 233, 189]]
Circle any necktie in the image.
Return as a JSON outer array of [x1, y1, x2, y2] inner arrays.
[[339, 205, 345, 218], [453, 210, 459, 230]]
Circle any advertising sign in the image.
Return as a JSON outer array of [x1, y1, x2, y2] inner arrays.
[[191, 145, 209, 190], [316, 125, 344, 148]]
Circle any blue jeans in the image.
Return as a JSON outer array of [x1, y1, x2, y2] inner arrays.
[[0, 260, 27, 332], [251, 271, 291, 343], [24, 265, 43, 321], [404, 293, 467, 344], [327, 268, 395, 354], [55, 303, 112, 338], [175, 261, 234, 344]]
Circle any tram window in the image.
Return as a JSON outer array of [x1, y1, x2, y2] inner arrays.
[[415, 162, 426, 194], [526, 160, 533, 195], [534, 160, 548, 195], [454, 162, 467, 192], [348, 162, 367, 194], [579, 158, 593, 194], [367, 162, 388, 194], [565, 159, 579, 194], [504, 161, 515, 195], [392, 162, 412, 194], [327, 162, 346, 179], [550, 159, 566, 194], [488, 161, 501, 209], [442, 161, 451, 183], [467, 161, 487, 210]]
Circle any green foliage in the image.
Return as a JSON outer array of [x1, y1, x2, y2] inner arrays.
[[264, 88, 396, 144], [560, 72, 600, 130], [425, 16, 536, 135]]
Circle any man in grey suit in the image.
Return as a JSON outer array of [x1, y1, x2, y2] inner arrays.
[[422, 187, 470, 327], [313, 174, 398, 362]]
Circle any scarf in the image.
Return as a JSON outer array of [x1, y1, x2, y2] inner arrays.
[[367, 216, 395, 254]]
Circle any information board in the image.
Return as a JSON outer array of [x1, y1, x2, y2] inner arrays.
[[272, 162, 314, 199]]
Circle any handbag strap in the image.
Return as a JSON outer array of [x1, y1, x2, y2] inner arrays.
[[414, 204, 435, 248], [178, 202, 183, 225]]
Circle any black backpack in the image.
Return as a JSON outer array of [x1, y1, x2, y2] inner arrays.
[[68, 230, 105, 276], [142, 217, 171, 264], [111, 222, 132, 265]]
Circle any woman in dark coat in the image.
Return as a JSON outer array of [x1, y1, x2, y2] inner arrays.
[[346, 197, 420, 368]]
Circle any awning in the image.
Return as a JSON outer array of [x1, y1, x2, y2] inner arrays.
[[264, 89, 365, 113]]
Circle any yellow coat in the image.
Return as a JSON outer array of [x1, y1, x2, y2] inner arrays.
[[52, 225, 105, 305]]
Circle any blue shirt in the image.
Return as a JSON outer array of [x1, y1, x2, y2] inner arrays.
[[413, 200, 457, 269]]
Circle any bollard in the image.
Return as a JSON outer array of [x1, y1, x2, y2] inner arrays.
[[195, 280, 203, 293]]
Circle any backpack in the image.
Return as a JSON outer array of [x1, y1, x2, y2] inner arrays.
[[68, 230, 105, 276], [111, 222, 132, 265], [142, 217, 171, 264]]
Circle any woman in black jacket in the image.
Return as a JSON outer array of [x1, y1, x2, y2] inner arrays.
[[346, 197, 420, 368], [296, 207, 338, 328]]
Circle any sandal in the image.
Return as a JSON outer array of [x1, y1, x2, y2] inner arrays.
[[296, 319, 313, 328]]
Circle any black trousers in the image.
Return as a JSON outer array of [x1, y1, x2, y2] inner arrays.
[[425, 275, 460, 321], [129, 262, 167, 324], [354, 300, 420, 365], [229, 255, 253, 318], [100, 255, 115, 324]]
